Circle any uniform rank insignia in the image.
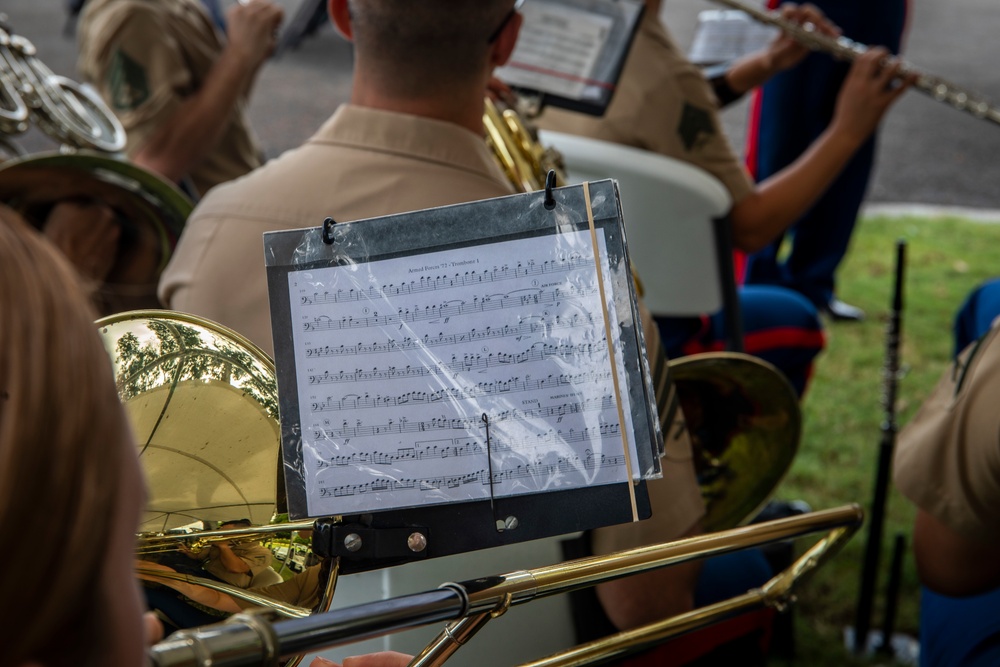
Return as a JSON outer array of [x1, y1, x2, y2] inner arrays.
[[108, 48, 150, 111], [677, 102, 714, 152]]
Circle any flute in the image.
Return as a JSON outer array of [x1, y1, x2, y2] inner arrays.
[[707, 0, 1000, 126]]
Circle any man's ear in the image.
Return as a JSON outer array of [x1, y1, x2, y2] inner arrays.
[[328, 0, 353, 41], [490, 11, 523, 68]]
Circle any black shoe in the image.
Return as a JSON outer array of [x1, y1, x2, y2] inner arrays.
[[823, 298, 865, 322]]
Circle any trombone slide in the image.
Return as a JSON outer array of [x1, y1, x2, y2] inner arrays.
[[148, 504, 863, 667]]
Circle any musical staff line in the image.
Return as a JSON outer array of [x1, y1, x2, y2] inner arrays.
[[305, 338, 605, 364], [317, 449, 626, 499], [317, 438, 488, 467], [299, 255, 592, 306], [314, 421, 620, 448], [301, 284, 598, 333], [309, 369, 614, 408], [303, 317, 600, 359], [313, 390, 614, 417], [307, 341, 606, 386]]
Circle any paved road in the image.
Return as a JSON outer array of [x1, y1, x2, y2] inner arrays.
[[4, 0, 999, 208]]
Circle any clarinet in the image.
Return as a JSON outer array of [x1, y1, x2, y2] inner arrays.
[[853, 240, 906, 654], [706, 0, 1000, 127]]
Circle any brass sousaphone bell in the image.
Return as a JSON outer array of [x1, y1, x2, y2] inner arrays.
[[671, 352, 800, 532], [0, 151, 192, 316]]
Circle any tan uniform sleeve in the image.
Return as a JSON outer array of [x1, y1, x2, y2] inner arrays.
[[240, 544, 274, 577], [88, 6, 191, 156], [535, 12, 755, 207], [894, 326, 1000, 543], [592, 300, 705, 554]]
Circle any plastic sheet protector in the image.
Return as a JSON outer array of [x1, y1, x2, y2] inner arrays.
[[265, 181, 661, 556]]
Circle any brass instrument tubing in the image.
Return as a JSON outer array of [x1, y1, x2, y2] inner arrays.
[[487, 505, 859, 606], [707, 0, 1000, 125], [408, 613, 495, 667], [518, 526, 855, 667], [0, 26, 126, 151], [136, 519, 318, 555], [149, 505, 861, 666], [135, 568, 314, 619]]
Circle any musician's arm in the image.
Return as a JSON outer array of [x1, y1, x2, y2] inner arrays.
[[594, 521, 702, 629], [717, 3, 840, 101], [590, 453, 705, 630], [132, 2, 282, 184], [729, 48, 910, 253], [913, 509, 1000, 597], [212, 542, 253, 574], [135, 561, 243, 613]]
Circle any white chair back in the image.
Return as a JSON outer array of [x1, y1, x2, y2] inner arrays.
[[539, 129, 733, 317]]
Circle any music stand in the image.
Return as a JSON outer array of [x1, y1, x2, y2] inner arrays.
[[494, 0, 645, 117], [264, 180, 660, 573]]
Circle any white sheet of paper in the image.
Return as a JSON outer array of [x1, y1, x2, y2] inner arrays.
[[688, 10, 780, 65], [495, 3, 614, 100], [287, 230, 638, 517]]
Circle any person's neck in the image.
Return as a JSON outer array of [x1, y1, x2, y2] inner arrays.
[[350, 80, 486, 137]]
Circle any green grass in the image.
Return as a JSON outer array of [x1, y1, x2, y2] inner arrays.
[[768, 213, 1000, 664]]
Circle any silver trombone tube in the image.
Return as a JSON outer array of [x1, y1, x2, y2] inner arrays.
[[707, 0, 1000, 126], [148, 504, 863, 667]]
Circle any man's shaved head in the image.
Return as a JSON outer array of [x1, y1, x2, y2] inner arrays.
[[347, 0, 515, 96]]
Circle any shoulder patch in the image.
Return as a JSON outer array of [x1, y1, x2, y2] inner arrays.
[[676, 102, 715, 152], [107, 48, 150, 111]]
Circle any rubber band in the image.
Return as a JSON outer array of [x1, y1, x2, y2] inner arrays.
[[583, 181, 638, 522]]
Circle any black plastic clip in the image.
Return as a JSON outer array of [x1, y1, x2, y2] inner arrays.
[[543, 170, 557, 210], [321, 216, 336, 245]]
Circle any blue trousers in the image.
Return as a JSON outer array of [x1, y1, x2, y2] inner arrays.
[[954, 278, 1000, 356], [920, 585, 1000, 667], [745, 0, 908, 309], [655, 284, 825, 397]]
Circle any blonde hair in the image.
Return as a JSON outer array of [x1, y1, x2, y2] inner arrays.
[[0, 206, 129, 667]]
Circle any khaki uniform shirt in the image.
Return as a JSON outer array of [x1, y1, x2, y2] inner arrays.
[[202, 540, 273, 588], [77, 0, 262, 197], [535, 11, 754, 205], [895, 325, 1000, 543], [238, 563, 324, 611], [160, 104, 518, 356], [160, 103, 703, 545]]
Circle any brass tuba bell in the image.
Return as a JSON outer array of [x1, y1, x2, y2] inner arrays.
[[97, 310, 337, 651], [670, 352, 801, 532], [0, 151, 192, 316]]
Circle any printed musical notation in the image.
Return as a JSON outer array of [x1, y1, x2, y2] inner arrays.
[[318, 450, 627, 500], [287, 230, 637, 517]]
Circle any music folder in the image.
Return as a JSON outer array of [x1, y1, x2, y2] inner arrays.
[[264, 180, 662, 569], [494, 0, 645, 117]]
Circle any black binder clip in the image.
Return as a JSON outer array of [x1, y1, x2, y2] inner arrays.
[[543, 170, 557, 210], [321, 216, 336, 245]]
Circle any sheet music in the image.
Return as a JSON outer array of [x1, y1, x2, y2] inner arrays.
[[688, 10, 779, 65], [496, 3, 615, 100], [287, 230, 638, 517]]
